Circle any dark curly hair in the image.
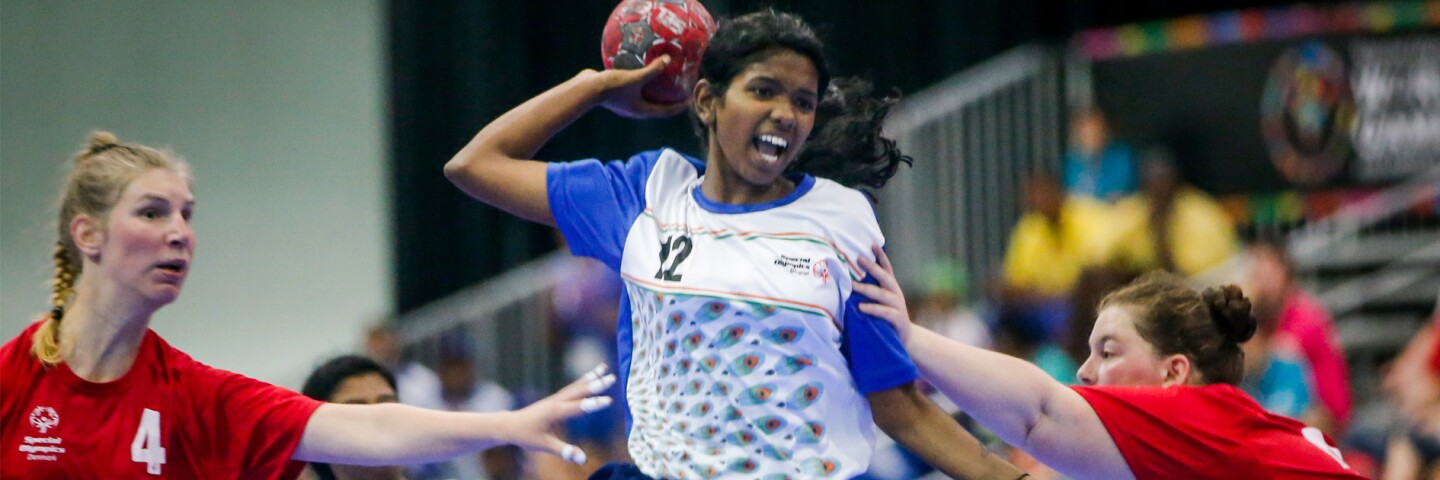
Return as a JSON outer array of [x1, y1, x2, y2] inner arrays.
[[1099, 272, 1257, 386], [693, 10, 910, 191]]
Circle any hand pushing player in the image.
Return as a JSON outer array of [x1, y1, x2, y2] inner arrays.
[[856, 246, 1365, 480]]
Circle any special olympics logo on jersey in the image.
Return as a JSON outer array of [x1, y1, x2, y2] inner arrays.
[[1260, 41, 1355, 185], [812, 261, 831, 284], [28, 406, 59, 433]]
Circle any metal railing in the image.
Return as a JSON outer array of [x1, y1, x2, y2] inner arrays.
[[394, 251, 572, 395], [878, 44, 1067, 292]]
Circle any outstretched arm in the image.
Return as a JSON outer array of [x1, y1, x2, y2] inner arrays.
[[443, 57, 687, 226], [868, 383, 1026, 480], [293, 365, 614, 466], [854, 248, 1132, 480]]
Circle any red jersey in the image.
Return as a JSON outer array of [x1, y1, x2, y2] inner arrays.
[[1, 322, 322, 479], [1073, 384, 1366, 480]]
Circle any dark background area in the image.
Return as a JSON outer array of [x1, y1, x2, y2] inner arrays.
[[388, 0, 1354, 312]]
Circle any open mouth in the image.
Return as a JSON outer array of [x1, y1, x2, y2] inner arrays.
[[753, 134, 789, 163], [155, 260, 187, 274]]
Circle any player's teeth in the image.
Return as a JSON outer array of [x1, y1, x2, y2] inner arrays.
[[760, 135, 787, 149]]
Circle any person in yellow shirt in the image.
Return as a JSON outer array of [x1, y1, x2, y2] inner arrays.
[[1107, 147, 1238, 276], [1001, 172, 1112, 298], [998, 172, 1113, 344]]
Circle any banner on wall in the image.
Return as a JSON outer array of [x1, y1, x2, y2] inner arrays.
[[1348, 37, 1440, 182], [1079, 1, 1439, 193]]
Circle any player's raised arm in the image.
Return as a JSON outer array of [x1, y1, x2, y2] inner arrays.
[[442, 56, 686, 226]]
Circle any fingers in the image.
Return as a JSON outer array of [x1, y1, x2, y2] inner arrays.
[[552, 364, 616, 400], [561, 443, 588, 465], [858, 255, 901, 294], [583, 364, 616, 395], [857, 302, 906, 322], [636, 54, 672, 79], [580, 396, 613, 413], [872, 244, 894, 271], [854, 282, 913, 336], [542, 438, 588, 465], [851, 281, 900, 308], [612, 54, 671, 85], [549, 395, 613, 423]]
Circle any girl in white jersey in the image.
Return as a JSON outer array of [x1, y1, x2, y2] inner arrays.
[[444, 9, 1022, 480]]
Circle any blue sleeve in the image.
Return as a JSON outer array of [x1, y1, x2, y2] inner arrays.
[[841, 274, 920, 394], [1106, 142, 1139, 196], [546, 150, 664, 271]]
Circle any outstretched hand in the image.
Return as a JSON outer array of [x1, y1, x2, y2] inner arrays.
[[853, 245, 916, 347], [589, 55, 691, 119], [506, 364, 616, 465]]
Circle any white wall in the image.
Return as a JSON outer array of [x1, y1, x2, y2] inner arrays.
[[1, 0, 391, 388]]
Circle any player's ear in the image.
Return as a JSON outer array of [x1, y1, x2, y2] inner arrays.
[[1160, 354, 1192, 387], [71, 214, 105, 259], [693, 79, 718, 127]]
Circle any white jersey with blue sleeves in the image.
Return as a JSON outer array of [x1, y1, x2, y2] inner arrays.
[[548, 148, 918, 479]]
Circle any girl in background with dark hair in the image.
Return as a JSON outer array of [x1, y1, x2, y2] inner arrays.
[[444, 9, 1020, 480], [301, 355, 404, 480], [856, 248, 1367, 479]]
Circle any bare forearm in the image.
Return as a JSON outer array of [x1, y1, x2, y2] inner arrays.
[[870, 385, 1025, 480], [443, 71, 608, 225], [295, 403, 514, 465], [459, 71, 604, 167], [906, 327, 1067, 448]]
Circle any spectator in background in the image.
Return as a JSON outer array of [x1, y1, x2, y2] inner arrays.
[[1063, 106, 1137, 203], [1379, 290, 1440, 480], [364, 323, 445, 411], [1108, 146, 1238, 277], [300, 355, 406, 480], [1248, 238, 1351, 436], [437, 355, 520, 480], [1240, 299, 1315, 421], [998, 171, 1112, 345]]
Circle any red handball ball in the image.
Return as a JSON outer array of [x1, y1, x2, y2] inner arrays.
[[601, 0, 716, 104]]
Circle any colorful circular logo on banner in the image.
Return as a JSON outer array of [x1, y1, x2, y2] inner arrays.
[[1260, 41, 1356, 185]]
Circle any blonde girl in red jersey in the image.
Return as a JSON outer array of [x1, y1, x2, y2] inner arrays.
[[0, 132, 614, 479]]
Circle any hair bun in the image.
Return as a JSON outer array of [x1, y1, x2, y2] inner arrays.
[[85, 131, 120, 154], [1203, 284, 1256, 344]]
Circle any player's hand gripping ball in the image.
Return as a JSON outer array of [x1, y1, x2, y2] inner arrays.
[[601, 0, 716, 104]]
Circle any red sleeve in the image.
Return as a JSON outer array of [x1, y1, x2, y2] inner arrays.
[[0, 329, 32, 433], [189, 362, 323, 480], [1071, 385, 1265, 480]]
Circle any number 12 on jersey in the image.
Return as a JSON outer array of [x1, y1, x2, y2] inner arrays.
[[655, 235, 693, 281], [131, 408, 166, 475]]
